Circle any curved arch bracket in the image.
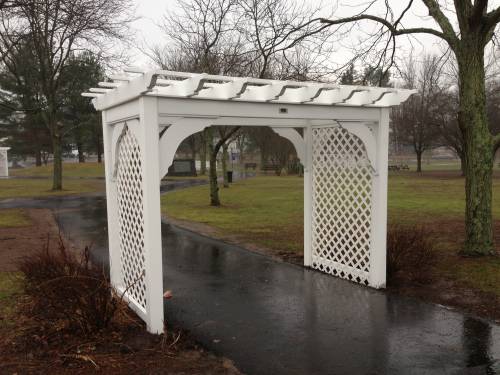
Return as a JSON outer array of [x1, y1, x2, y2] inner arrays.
[[271, 127, 306, 166], [159, 117, 215, 179], [336, 121, 377, 172], [112, 122, 128, 180]]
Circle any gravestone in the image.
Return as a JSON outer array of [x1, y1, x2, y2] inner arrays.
[[167, 159, 197, 177]]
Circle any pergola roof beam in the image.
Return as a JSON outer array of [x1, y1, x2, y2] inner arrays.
[[99, 81, 121, 88], [83, 69, 415, 110]]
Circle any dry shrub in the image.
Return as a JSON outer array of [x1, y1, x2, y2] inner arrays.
[[17, 237, 128, 335], [387, 225, 436, 285]]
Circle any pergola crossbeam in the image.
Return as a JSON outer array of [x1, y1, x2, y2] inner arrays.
[[83, 70, 414, 111]]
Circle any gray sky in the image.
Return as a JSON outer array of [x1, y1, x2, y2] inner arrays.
[[128, 0, 499, 78]]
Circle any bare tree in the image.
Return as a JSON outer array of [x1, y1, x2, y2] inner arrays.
[[434, 90, 466, 175], [0, 0, 134, 190], [320, 0, 500, 255], [207, 126, 240, 205], [239, 0, 329, 78], [392, 55, 443, 172], [154, 0, 327, 205]]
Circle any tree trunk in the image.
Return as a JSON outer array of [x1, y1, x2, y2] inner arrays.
[[457, 46, 494, 255], [260, 151, 267, 171], [96, 122, 103, 163], [222, 143, 229, 188], [459, 153, 466, 177], [200, 130, 208, 175], [52, 131, 63, 190], [77, 142, 85, 163], [35, 149, 42, 167], [416, 151, 422, 173], [207, 128, 220, 206], [97, 139, 102, 163]]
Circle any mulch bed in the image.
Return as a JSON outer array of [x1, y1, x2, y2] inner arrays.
[[0, 294, 239, 374], [0, 209, 240, 375]]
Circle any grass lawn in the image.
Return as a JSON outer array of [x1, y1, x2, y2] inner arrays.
[[0, 178, 105, 199], [10, 162, 105, 178], [0, 209, 31, 227], [162, 176, 304, 252], [162, 172, 500, 297], [0, 272, 22, 329]]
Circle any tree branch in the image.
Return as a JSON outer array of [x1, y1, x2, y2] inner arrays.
[[484, 6, 500, 36], [319, 9, 458, 48], [493, 133, 500, 154], [420, 0, 459, 46]]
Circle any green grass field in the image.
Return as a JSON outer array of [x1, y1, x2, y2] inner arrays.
[[163, 174, 500, 247], [162, 172, 500, 296], [0, 178, 105, 199], [10, 162, 105, 178], [0, 209, 31, 227]]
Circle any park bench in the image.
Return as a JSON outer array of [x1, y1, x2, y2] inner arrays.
[[261, 163, 280, 172], [389, 164, 410, 171], [244, 162, 257, 170]]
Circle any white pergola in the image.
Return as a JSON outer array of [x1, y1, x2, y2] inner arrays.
[[0, 147, 10, 177], [83, 68, 414, 333]]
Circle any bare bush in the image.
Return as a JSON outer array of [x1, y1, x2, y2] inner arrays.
[[387, 225, 436, 285], [17, 237, 128, 335]]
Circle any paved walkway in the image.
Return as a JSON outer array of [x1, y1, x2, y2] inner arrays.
[[2, 195, 500, 374]]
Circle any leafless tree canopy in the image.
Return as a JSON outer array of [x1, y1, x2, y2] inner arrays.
[[391, 54, 445, 171], [147, 0, 332, 80]]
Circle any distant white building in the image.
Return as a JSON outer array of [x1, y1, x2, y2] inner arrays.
[[0, 147, 10, 177]]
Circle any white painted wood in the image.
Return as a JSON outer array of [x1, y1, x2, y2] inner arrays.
[[101, 113, 122, 289], [157, 98, 382, 123], [90, 88, 112, 93], [368, 108, 390, 288], [303, 125, 313, 267], [139, 97, 164, 333], [337, 121, 377, 171], [158, 117, 214, 179], [271, 128, 306, 164], [83, 69, 415, 111], [99, 82, 122, 88], [83, 69, 414, 334], [309, 125, 373, 285]]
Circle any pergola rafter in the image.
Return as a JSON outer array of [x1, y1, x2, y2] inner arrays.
[[83, 69, 414, 333]]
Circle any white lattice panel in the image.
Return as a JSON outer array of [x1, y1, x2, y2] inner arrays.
[[311, 126, 373, 285], [116, 126, 147, 309]]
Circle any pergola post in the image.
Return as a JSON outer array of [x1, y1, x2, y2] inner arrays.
[[138, 97, 164, 333], [101, 112, 122, 288], [303, 125, 313, 267], [368, 108, 390, 288]]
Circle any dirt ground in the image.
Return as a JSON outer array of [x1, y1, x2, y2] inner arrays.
[[0, 209, 240, 375], [390, 219, 500, 323], [0, 208, 62, 272], [166, 215, 500, 324]]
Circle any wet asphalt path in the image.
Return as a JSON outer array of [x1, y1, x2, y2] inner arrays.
[[1, 192, 500, 374]]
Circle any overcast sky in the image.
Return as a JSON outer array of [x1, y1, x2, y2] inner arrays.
[[127, 0, 499, 78]]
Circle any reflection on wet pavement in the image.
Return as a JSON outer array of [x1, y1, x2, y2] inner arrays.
[[2, 194, 499, 375]]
